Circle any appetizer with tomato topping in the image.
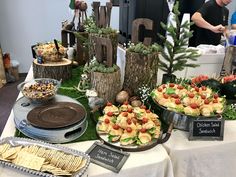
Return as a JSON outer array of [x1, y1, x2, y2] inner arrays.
[[151, 83, 225, 117], [97, 102, 161, 146]]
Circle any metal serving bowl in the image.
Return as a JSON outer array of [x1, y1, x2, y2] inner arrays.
[[154, 100, 222, 131]]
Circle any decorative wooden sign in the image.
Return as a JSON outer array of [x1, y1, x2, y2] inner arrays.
[[189, 118, 224, 141], [86, 141, 129, 173], [94, 36, 114, 67], [110, 0, 119, 6], [61, 24, 88, 65], [92, 2, 112, 28], [0, 45, 6, 88], [131, 18, 154, 46]]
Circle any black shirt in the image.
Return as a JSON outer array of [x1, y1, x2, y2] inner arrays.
[[193, 0, 229, 46], [178, 0, 205, 47]]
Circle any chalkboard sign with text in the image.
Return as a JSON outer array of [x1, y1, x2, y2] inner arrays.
[[189, 118, 224, 141], [86, 141, 130, 173]]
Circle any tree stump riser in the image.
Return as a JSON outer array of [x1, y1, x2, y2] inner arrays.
[[91, 68, 121, 102], [123, 51, 158, 94], [33, 59, 72, 82]]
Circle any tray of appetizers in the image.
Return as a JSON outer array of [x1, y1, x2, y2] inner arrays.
[[94, 102, 173, 152], [0, 137, 90, 177], [151, 83, 225, 131]]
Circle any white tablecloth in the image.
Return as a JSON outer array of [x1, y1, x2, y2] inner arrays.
[[0, 67, 174, 177], [163, 120, 236, 177]]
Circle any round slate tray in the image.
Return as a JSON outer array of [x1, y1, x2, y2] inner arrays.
[[27, 102, 86, 129]]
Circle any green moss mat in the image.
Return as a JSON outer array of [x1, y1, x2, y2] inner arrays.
[[15, 67, 99, 143]]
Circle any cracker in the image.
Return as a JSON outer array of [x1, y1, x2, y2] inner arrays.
[[74, 159, 87, 172], [14, 151, 45, 171], [0, 143, 10, 155]]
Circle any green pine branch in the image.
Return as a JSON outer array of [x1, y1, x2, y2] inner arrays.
[[157, 1, 200, 76]]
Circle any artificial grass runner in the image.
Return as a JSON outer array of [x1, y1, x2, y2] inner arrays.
[[15, 67, 99, 143]]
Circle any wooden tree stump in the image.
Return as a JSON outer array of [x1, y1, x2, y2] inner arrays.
[[123, 51, 158, 94], [90, 67, 121, 102], [33, 58, 72, 82]]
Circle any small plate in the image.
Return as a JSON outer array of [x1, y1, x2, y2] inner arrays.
[[27, 102, 86, 129]]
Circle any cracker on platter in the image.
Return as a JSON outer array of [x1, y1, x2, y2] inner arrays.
[[0, 143, 88, 176], [14, 151, 45, 171]]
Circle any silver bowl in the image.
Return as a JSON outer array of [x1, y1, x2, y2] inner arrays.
[[154, 100, 221, 131]]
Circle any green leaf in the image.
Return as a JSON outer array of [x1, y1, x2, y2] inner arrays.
[[166, 88, 176, 94], [108, 135, 119, 142], [121, 137, 135, 142], [147, 127, 156, 134]]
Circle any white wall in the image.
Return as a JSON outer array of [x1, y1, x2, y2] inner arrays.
[[0, 0, 119, 73], [0, 0, 234, 73]]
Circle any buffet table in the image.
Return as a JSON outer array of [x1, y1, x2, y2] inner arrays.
[[163, 122, 236, 177], [0, 66, 174, 177]]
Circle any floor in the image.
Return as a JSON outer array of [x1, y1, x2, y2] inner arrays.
[[0, 76, 25, 135]]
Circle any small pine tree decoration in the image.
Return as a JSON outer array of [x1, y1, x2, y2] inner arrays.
[[157, 1, 200, 83]]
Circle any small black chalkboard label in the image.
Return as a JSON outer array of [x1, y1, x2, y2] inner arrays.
[[86, 141, 130, 173], [189, 118, 224, 141]]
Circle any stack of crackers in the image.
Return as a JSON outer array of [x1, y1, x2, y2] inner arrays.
[[0, 143, 87, 176]]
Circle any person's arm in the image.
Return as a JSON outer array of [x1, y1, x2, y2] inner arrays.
[[232, 24, 236, 29], [191, 12, 225, 33]]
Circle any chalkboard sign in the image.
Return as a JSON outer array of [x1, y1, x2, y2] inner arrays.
[[189, 118, 224, 141], [86, 141, 130, 173]]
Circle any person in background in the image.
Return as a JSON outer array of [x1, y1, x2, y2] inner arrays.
[[178, 0, 205, 47], [231, 11, 236, 29], [191, 0, 231, 47]]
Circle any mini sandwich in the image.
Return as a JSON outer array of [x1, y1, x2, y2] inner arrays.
[[137, 131, 152, 145], [103, 103, 119, 115], [116, 112, 129, 129], [184, 103, 200, 116], [119, 102, 133, 112], [97, 119, 114, 134], [133, 107, 146, 120], [108, 125, 123, 142], [120, 127, 137, 146]]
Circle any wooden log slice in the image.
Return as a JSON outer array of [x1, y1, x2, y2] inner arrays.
[[91, 67, 121, 102], [33, 58, 72, 82], [123, 51, 158, 94]]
